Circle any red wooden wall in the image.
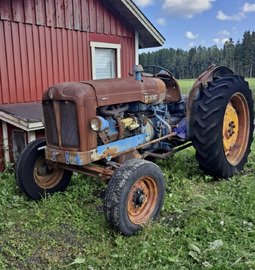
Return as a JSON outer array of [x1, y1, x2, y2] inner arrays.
[[0, 0, 135, 104]]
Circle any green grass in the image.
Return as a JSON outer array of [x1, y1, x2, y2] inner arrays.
[[178, 77, 255, 96], [0, 142, 255, 269]]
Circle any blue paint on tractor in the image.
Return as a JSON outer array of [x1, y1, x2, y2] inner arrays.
[[51, 149, 56, 161], [96, 133, 148, 158], [75, 154, 82, 166], [65, 151, 69, 164]]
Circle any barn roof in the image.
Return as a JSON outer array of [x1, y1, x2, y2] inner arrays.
[[104, 0, 165, 48]]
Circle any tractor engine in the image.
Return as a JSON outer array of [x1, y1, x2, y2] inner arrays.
[[42, 75, 186, 166]]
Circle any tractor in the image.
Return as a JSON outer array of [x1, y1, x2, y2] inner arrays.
[[16, 64, 254, 236]]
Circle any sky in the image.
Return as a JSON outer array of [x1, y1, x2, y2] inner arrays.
[[133, 0, 255, 52]]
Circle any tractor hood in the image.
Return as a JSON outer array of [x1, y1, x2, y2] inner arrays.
[[42, 77, 166, 107]]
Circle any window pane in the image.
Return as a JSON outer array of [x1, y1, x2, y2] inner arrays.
[[95, 48, 116, 79]]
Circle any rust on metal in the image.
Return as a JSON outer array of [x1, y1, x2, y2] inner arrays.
[[186, 65, 233, 138]]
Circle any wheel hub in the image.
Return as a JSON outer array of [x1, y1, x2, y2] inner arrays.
[[132, 188, 146, 208], [34, 156, 64, 189], [223, 102, 239, 155], [127, 176, 158, 225], [222, 93, 250, 165]]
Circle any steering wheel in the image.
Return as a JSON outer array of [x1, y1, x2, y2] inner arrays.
[[142, 65, 173, 82]]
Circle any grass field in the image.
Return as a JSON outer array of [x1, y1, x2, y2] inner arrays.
[[178, 77, 255, 95], [0, 141, 255, 269]]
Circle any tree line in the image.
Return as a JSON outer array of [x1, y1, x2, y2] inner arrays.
[[139, 31, 255, 79]]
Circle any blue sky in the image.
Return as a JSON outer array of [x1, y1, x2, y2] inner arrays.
[[134, 0, 255, 52]]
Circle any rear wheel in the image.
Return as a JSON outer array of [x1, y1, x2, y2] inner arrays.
[[16, 138, 72, 200], [103, 159, 165, 236], [192, 74, 254, 178]]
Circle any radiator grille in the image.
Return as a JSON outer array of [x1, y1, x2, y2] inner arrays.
[[43, 101, 58, 146], [60, 101, 80, 148], [43, 100, 80, 148]]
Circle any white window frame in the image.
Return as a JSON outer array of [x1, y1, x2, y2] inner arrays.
[[90, 42, 121, 80]]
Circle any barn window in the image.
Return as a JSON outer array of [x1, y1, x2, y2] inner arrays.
[[90, 42, 121, 80]]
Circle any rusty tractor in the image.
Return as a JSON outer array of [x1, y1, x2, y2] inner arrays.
[[16, 64, 254, 235]]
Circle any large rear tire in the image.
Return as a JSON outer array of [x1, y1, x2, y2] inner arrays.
[[16, 138, 72, 200], [192, 74, 254, 178], [103, 159, 165, 236]]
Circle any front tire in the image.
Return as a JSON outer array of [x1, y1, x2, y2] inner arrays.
[[192, 74, 254, 178], [103, 159, 165, 236], [16, 137, 72, 200]]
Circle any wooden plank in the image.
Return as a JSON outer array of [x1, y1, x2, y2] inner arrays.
[[77, 31, 84, 80], [62, 29, 69, 81], [110, 13, 116, 36], [51, 27, 59, 84], [0, 21, 9, 103], [45, 27, 54, 87], [96, 0, 103, 34], [24, 0, 36, 24], [0, 0, 12, 21], [64, 0, 73, 29], [88, 0, 95, 33], [39, 26, 48, 94], [81, 0, 89, 31], [32, 25, 43, 100], [19, 23, 30, 102], [82, 32, 91, 80], [73, 0, 81, 30], [72, 31, 79, 81], [116, 18, 122, 37], [46, 0, 55, 27], [56, 29, 64, 82], [56, 0, 65, 28], [103, 7, 110, 35], [12, 23, 24, 102], [26, 24, 37, 101], [12, 0, 25, 23], [4, 21, 17, 103], [67, 30, 74, 80], [35, 0, 46, 26]]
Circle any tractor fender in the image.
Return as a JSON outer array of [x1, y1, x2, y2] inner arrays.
[[186, 65, 234, 139]]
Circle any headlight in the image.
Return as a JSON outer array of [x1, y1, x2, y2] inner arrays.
[[90, 118, 101, 132], [90, 116, 109, 132]]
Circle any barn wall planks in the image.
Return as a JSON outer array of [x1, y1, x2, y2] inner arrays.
[[0, 0, 133, 37], [0, 0, 135, 104], [0, 20, 92, 104]]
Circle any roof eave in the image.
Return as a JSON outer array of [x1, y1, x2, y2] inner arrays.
[[104, 0, 165, 48]]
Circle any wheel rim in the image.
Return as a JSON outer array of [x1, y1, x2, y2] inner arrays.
[[34, 156, 64, 189], [127, 176, 158, 225], [222, 93, 250, 165]]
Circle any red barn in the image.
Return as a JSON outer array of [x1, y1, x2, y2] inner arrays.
[[0, 0, 164, 169]]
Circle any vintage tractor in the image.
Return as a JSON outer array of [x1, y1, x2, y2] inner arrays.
[[16, 64, 254, 236]]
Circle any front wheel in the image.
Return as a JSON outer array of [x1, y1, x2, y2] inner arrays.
[[16, 137, 72, 200], [192, 74, 254, 178], [103, 159, 165, 236]]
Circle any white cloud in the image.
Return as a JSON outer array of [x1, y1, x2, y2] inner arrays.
[[133, 0, 154, 8], [221, 38, 230, 44], [162, 0, 215, 19], [156, 18, 166, 26], [218, 30, 230, 36], [242, 2, 255, 13], [216, 10, 246, 21], [212, 38, 230, 45], [213, 38, 220, 44], [185, 31, 199, 39]]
